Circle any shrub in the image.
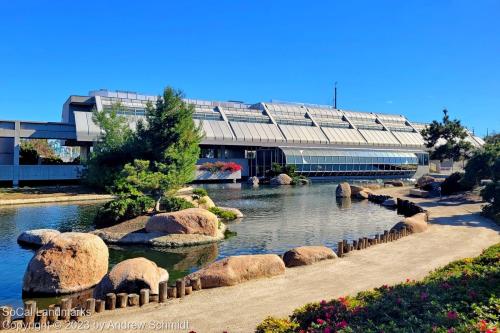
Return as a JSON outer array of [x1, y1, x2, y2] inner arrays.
[[19, 146, 39, 165], [208, 207, 238, 220], [255, 317, 299, 333], [199, 161, 242, 173], [41, 156, 63, 165], [160, 196, 195, 212], [94, 194, 155, 227], [192, 188, 208, 199], [257, 243, 500, 333], [441, 172, 466, 195]]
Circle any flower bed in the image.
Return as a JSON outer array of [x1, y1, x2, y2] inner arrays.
[[198, 161, 242, 173], [256, 243, 500, 333]]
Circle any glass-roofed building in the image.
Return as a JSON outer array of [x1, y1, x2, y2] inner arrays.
[[58, 89, 484, 180]]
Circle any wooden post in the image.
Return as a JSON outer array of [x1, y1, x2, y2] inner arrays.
[[159, 281, 168, 303], [337, 241, 344, 257], [176, 279, 185, 298], [185, 286, 193, 295], [363, 237, 368, 248], [384, 230, 389, 243], [60, 298, 71, 321], [149, 294, 159, 303], [95, 300, 105, 313], [128, 294, 139, 306], [37, 310, 48, 326], [0, 306, 12, 330], [23, 300, 36, 327], [190, 277, 202, 291], [358, 238, 363, 250], [85, 298, 95, 316], [47, 304, 58, 323], [71, 307, 84, 322], [352, 240, 358, 250], [403, 227, 407, 236], [140, 289, 149, 306], [116, 293, 128, 308], [343, 240, 350, 253], [167, 287, 177, 299], [105, 293, 116, 310]]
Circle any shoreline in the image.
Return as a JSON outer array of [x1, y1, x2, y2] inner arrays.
[[48, 186, 500, 333], [0, 194, 115, 206]]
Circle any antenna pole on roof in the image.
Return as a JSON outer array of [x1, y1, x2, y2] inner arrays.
[[333, 82, 338, 109]]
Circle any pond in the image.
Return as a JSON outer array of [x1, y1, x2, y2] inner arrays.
[[0, 183, 401, 310]]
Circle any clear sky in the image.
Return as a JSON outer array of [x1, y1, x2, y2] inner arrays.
[[1, 0, 499, 136]]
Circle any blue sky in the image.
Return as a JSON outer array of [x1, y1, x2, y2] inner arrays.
[[1, 1, 499, 136]]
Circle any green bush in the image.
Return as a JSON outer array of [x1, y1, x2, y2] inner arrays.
[[19, 146, 39, 165], [255, 317, 299, 333], [192, 188, 208, 199], [160, 196, 195, 212], [441, 172, 466, 195], [257, 243, 500, 333], [208, 207, 238, 220], [94, 195, 155, 227]]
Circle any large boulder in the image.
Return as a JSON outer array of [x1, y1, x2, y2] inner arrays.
[[18, 229, 60, 247], [23, 232, 108, 295], [270, 173, 293, 185], [94, 257, 168, 296], [145, 208, 219, 237], [355, 190, 370, 200], [336, 182, 351, 198], [283, 246, 337, 267], [247, 176, 259, 186], [391, 180, 404, 187], [417, 175, 436, 188], [349, 185, 365, 195], [393, 213, 428, 233], [188, 254, 285, 288]]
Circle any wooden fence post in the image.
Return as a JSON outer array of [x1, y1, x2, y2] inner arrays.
[[116, 293, 128, 308], [140, 289, 149, 306], [105, 293, 116, 310], [176, 279, 185, 298], [60, 298, 72, 321]]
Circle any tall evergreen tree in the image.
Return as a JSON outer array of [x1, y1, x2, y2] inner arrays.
[[421, 109, 472, 162], [135, 87, 203, 197]]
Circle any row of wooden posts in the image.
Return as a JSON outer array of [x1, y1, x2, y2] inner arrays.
[[337, 226, 410, 257], [0, 276, 202, 330]]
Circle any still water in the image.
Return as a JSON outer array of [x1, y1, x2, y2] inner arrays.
[[0, 183, 401, 309]]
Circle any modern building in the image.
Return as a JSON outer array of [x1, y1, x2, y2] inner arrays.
[[0, 89, 485, 186]]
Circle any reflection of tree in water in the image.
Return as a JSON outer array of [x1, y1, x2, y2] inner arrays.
[[109, 243, 218, 285]]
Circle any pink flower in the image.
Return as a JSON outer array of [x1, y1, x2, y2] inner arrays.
[[316, 318, 325, 325], [447, 311, 458, 320], [336, 320, 348, 329], [324, 328, 332, 333]]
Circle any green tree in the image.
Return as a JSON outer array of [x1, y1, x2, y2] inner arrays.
[[114, 159, 169, 211], [421, 109, 472, 162], [136, 87, 203, 191], [84, 103, 134, 190]]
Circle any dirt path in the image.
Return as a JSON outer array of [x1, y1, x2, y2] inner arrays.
[[56, 188, 499, 333]]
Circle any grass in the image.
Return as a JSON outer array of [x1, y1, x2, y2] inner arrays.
[[208, 206, 238, 220], [256, 243, 500, 333]]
